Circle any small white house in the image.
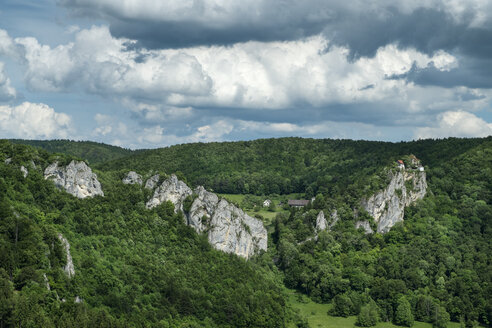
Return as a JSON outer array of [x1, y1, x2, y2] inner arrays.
[[263, 199, 272, 207]]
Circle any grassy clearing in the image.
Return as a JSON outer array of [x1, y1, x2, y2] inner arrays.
[[218, 193, 299, 225], [287, 290, 461, 328]]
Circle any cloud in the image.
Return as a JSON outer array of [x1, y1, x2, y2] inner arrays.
[[1, 25, 489, 130], [415, 111, 492, 139], [56, 1, 492, 93], [0, 102, 73, 139], [0, 62, 16, 102], [0, 29, 17, 57], [58, 0, 492, 51]]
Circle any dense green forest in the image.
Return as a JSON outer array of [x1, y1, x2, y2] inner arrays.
[[10, 139, 137, 165], [0, 137, 491, 327], [100, 137, 489, 203], [0, 141, 287, 327]]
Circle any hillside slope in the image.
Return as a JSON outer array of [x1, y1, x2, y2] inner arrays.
[[10, 139, 137, 164]]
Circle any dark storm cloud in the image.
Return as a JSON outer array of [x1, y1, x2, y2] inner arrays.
[[196, 102, 420, 127], [58, 1, 491, 56], [393, 56, 492, 89], [58, 1, 492, 91]]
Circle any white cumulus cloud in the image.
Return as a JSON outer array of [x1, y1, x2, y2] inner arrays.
[[0, 62, 16, 101], [415, 110, 492, 139], [0, 102, 73, 139]]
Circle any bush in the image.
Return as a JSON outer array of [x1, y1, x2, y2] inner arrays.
[[356, 301, 380, 327]]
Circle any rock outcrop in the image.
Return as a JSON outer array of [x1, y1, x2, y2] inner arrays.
[[361, 168, 427, 233], [316, 209, 339, 232], [146, 175, 267, 259], [20, 165, 28, 178], [146, 174, 192, 212], [145, 174, 160, 189], [316, 211, 327, 231], [122, 171, 143, 185], [206, 198, 267, 258], [57, 233, 75, 278], [355, 220, 373, 234], [44, 161, 104, 199]]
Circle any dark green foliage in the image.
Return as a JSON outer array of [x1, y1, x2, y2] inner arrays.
[[1, 137, 492, 327], [99, 137, 491, 202], [330, 294, 354, 317], [356, 300, 380, 327], [0, 140, 287, 327], [432, 306, 450, 328], [271, 138, 492, 327], [10, 139, 137, 165], [395, 297, 414, 327]]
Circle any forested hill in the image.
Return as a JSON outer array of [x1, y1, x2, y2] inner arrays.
[[10, 139, 137, 165], [0, 137, 491, 327], [99, 137, 491, 198]]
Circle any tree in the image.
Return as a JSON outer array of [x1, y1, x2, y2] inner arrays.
[[432, 305, 450, 328], [330, 294, 354, 317], [356, 300, 380, 327], [395, 297, 414, 327], [0, 269, 13, 328]]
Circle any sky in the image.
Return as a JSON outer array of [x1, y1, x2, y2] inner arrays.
[[0, 0, 491, 149]]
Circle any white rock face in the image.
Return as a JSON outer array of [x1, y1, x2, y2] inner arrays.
[[147, 175, 267, 259], [206, 199, 267, 259], [20, 165, 28, 178], [316, 209, 339, 231], [57, 233, 75, 278], [146, 174, 193, 212], [122, 171, 143, 185], [316, 211, 327, 231], [145, 174, 160, 189], [44, 161, 104, 199], [43, 273, 51, 291], [355, 220, 373, 234], [361, 169, 427, 233], [188, 186, 219, 233]]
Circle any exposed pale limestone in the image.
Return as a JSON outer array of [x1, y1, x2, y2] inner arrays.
[[316, 209, 339, 232], [355, 220, 373, 234], [316, 211, 327, 231], [4, 158, 11, 164], [146, 174, 192, 212], [57, 233, 75, 278], [122, 171, 143, 185], [145, 174, 160, 189], [44, 161, 104, 199], [20, 165, 28, 178], [329, 209, 339, 230], [361, 168, 427, 233], [147, 175, 267, 258], [43, 273, 51, 291], [209, 199, 267, 258], [187, 186, 219, 233]]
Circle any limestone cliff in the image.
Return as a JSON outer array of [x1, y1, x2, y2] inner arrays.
[[361, 168, 427, 233], [44, 161, 104, 199], [145, 174, 160, 189], [57, 233, 75, 278], [316, 211, 327, 231], [122, 171, 143, 185], [146, 174, 192, 212], [316, 209, 339, 231], [355, 220, 373, 234], [146, 175, 267, 259]]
